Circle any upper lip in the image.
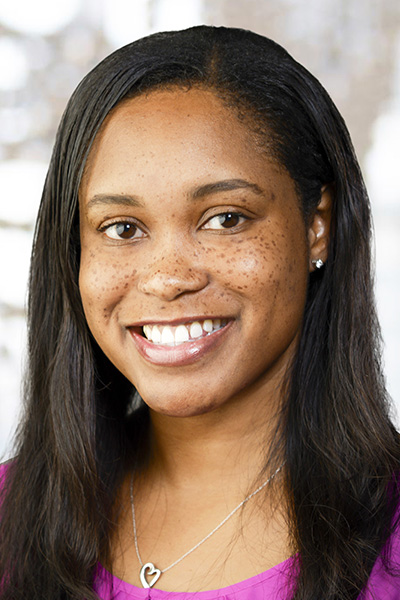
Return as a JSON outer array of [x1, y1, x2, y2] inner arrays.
[[127, 316, 233, 328]]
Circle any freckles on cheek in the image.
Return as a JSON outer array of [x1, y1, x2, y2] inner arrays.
[[79, 258, 128, 323], [229, 244, 285, 286]]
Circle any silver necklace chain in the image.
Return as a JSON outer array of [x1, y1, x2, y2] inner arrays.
[[130, 462, 285, 588]]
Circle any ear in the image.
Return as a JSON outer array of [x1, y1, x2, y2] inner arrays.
[[308, 184, 332, 272]]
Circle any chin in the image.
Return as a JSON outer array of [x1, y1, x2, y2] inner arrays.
[[143, 391, 222, 419]]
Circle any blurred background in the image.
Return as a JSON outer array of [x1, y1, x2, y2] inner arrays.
[[0, 0, 399, 460]]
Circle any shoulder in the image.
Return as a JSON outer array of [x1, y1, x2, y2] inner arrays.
[[362, 502, 400, 599]]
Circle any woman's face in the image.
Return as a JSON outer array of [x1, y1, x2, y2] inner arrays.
[[79, 88, 314, 417]]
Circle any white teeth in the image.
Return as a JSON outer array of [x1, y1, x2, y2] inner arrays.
[[189, 321, 203, 339], [175, 324, 189, 343], [203, 319, 213, 333], [141, 318, 227, 345], [161, 325, 175, 344], [152, 325, 161, 344]]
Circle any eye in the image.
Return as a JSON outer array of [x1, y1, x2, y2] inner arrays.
[[202, 212, 248, 230], [101, 221, 146, 241]]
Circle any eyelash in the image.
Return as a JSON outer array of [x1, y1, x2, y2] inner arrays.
[[99, 220, 145, 241], [99, 211, 249, 241], [202, 212, 248, 231]]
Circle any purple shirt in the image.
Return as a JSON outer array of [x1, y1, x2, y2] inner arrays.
[[93, 538, 400, 600], [1, 463, 399, 598], [93, 560, 296, 599]]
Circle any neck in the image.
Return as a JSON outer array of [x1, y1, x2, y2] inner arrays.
[[112, 378, 290, 590], [146, 381, 283, 497]]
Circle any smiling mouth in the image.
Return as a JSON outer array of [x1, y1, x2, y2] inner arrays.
[[141, 318, 229, 346]]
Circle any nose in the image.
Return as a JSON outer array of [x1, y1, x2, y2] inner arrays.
[[137, 242, 209, 301]]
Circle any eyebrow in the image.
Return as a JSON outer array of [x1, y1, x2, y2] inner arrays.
[[86, 194, 144, 210], [191, 179, 264, 199], [85, 179, 264, 210]]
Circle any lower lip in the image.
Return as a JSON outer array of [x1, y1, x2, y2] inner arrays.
[[129, 321, 233, 366]]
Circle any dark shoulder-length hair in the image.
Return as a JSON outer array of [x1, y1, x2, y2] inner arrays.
[[1, 25, 399, 600]]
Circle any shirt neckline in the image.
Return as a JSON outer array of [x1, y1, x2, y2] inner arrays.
[[96, 555, 296, 599]]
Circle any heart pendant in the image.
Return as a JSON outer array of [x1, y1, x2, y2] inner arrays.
[[140, 562, 162, 588]]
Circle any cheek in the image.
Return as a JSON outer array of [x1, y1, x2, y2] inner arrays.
[[212, 232, 302, 295], [211, 232, 309, 345], [78, 250, 134, 324]]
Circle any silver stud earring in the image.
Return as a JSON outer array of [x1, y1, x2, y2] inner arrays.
[[311, 258, 324, 269]]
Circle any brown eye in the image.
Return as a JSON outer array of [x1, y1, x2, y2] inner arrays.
[[218, 213, 240, 227], [203, 212, 247, 230], [103, 221, 145, 240]]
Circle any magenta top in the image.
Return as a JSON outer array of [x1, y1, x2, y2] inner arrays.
[[1, 463, 400, 599]]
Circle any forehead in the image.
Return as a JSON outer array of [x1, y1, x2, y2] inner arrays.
[[80, 87, 297, 208], [84, 88, 264, 168], [105, 87, 253, 136]]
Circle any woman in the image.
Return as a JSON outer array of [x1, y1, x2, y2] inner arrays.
[[0, 25, 399, 600]]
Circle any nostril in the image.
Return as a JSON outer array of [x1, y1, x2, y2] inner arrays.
[[137, 266, 209, 301]]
